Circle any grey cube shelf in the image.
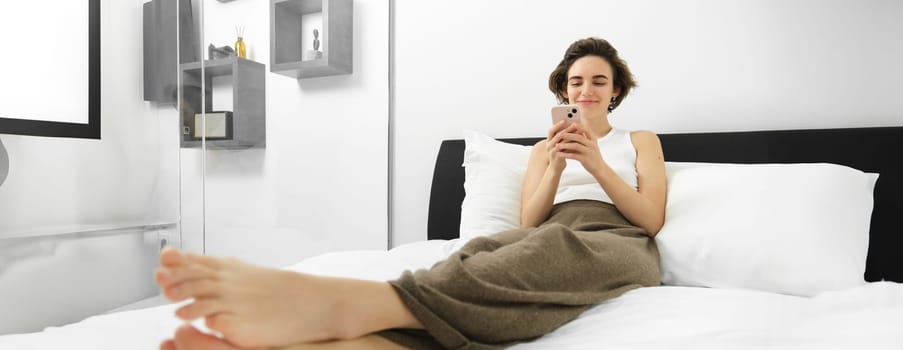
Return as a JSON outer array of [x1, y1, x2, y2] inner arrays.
[[180, 57, 266, 149], [270, 0, 353, 79]]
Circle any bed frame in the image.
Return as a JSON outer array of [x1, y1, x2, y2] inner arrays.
[[427, 127, 903, 283]]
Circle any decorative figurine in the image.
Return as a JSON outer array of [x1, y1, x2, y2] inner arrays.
[[313, 29, 320, 51], [304, 28, 323, 61]]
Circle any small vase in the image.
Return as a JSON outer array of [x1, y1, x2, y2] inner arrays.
[[235, 37, 247, 58]]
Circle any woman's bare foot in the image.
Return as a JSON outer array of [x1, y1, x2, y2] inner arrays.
[[154, 248, 421, 348], [160, 324, 407, 350]]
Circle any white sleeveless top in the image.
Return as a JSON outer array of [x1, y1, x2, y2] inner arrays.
[[553, 128, 638, 205]]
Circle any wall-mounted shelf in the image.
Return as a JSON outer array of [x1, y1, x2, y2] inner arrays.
[[143, 0, 199, 103], [270, 0, 352, 79], [180, 57, 266, 149]]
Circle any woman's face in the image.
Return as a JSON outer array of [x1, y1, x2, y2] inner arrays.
[[564, 55, 620, 118]]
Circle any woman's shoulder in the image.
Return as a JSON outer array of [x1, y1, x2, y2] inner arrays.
[[628, 130, 663, 150], [627, 129, 658, 138]]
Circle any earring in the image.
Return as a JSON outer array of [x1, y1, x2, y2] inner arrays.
[[608, 97, 617, 112]]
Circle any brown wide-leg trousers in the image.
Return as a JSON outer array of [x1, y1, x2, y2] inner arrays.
[[377, 200, 661, 349]]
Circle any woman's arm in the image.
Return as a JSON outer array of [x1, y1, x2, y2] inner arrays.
[[520, 123, 570, 228], [599, 131, 666, 236], [555, 127, 667, 236]]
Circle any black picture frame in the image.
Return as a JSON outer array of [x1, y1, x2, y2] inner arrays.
[[0, 0, 100, 139]]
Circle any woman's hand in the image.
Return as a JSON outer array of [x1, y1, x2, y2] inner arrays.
[[546, 121, 570, 172], [554, 123, 605, 174]]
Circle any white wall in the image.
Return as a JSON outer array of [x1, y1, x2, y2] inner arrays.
[[0, 0, 180, 334], [392, 0, 903, 246], [181, 0, 389, 268]]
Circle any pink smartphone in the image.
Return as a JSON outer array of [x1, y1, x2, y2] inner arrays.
[[551, 104, 583, 127]]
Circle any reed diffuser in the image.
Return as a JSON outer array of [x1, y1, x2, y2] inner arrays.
[[234, 26, 247, 58]]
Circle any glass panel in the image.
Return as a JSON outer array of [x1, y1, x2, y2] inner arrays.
[[176, 0, 206, 255]]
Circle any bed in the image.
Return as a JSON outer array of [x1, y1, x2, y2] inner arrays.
[[2, 126, 902, 349]]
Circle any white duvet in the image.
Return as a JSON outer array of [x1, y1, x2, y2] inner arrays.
[[2, 239, 902, 349]]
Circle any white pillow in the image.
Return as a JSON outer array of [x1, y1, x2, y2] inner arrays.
[[657, 163, 878, 297], [456, 133, 878, 297], [459, 130, 533, 241]]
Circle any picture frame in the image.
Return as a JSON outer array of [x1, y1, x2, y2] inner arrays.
[[0, 0, 100, 139]]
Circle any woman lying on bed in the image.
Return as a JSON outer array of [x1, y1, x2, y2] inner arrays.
[[155, 37, 668, 350]]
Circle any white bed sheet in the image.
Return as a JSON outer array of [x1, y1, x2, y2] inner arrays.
[[2, 239, 902, 349]]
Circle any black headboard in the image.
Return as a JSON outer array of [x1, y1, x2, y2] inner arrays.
[[427, 127, 903, 283]]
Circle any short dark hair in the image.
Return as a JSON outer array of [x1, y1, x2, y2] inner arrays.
[[548, 37, 637, 112]]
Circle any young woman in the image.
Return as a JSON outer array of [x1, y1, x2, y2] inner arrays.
[[156, 37, 667, 350]]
